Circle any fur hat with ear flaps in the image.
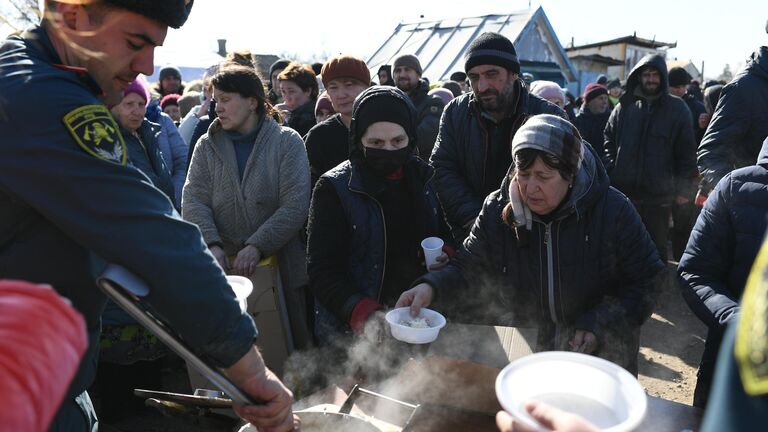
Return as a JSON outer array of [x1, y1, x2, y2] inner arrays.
[[104, 0, 194, 29]]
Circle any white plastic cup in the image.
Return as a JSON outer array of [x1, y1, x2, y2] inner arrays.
[[421, 237, 444, 271], [226, 275, 253, 313]]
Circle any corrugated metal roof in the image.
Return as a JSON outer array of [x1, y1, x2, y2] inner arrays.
[[368, 7, 577, 83]]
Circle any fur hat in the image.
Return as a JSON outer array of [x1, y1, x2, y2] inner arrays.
[[104, 0, 193, 29]]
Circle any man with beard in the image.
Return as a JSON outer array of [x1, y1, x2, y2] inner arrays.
[[604, 54, 697, 262], [393, 54, 445, 158], [151, 65, 185, 99], [430, 32, 565, 240]]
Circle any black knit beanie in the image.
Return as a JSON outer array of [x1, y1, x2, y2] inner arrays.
[[464, 32, 520, 74], [350, 87, 417, 157], [668, 67, 692, 87], [104, 0, 193, 29], [354, 91, 414, 143]]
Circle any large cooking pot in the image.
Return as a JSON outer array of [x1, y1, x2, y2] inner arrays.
[[237, 405, 383, 432]]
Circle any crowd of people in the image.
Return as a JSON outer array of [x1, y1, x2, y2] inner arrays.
[[2, 1, 767, 431]]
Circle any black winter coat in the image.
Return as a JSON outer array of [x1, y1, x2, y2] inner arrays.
[[430, 82, 565, 239], [678, 139, 768, 384], [287, 99, 317, 137], [417, 144, 664, 374], [603, 54, 698, 204], [573, 105, 611, 158], [409, 78, 444, 159], [698, 47, 768, 192], [307, 87, 452, 342], [303, 114, 349, 188], [682, 93, 707, 144]]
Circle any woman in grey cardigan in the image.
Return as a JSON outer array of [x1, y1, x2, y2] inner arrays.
[[183, 64, 312, 349]]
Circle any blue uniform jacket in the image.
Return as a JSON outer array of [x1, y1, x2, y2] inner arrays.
[[0, 27, 257, 400]]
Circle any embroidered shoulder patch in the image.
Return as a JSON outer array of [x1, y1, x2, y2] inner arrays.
[[63, 105, 126, 165], [735, 238, 768, 396]]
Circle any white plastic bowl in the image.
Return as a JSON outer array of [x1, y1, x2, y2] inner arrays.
[[225, 275, 253, 313], [495, 352, 647, 432], [385, 307, 446, 344]]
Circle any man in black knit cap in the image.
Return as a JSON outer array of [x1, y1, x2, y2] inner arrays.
[[393, 54, 445, 159], [430, 32, 566, 240]]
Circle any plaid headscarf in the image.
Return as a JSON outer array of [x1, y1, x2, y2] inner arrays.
[[508, 114, 584, 230], [511, 114, 584, 170]]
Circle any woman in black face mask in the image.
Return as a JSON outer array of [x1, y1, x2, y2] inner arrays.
[[306, 86, 455, 345]]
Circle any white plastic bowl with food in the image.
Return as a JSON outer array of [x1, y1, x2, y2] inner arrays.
[[495, 351, 647, 432], [385, 307, 446, 344]]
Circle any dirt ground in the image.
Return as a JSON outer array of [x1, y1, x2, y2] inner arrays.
[[637, 263, 707, 404]]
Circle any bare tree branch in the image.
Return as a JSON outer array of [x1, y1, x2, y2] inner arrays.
[[6, 0, 40, 27]]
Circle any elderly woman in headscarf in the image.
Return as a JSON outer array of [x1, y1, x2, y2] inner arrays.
[[398, 114, 664, 374]]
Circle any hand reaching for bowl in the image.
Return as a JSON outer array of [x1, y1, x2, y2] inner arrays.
[[396, 283, 434, 317], [496, 401, 599, 432]]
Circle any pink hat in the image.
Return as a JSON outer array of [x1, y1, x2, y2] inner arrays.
[[529, 80, 566, 106], [123, 76, 150, 107], [315, 91, 335, 116]]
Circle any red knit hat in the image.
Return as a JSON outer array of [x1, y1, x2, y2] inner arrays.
[[321, 56, 371, 87], [315, 92, 335, 116], [160, 93, 181, 109], [583, 83, 608, 104]]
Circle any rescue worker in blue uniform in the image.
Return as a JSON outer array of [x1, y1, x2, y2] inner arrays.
[[0, 1, 295, 431]]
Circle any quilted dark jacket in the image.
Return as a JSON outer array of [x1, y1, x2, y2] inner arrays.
[[603, 54, 698, 204], [678, 137, 768, 395], [573, 105, 610, 159], [417, 144, 664, 373], [698, 47, 768, 192]]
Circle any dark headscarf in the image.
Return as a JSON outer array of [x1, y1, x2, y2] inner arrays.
[[348, 86, 417, 162], [377, 65, 394, 86]]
